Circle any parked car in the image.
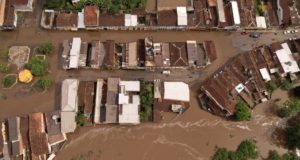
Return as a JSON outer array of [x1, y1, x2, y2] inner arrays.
[[249, 32, 260, 38], [240, 32, 248, 35], [162, 70, 171, 75]]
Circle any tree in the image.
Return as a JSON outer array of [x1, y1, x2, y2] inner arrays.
[[212, 148, 230, 160], [234, 101, 251, 121], [236, 139, 258, 160], [281, 79, 293, 91], [267, 150, 281, 160], [282, 152, 300, 160], [36, 77, 53, 90], [267, 81, 278, 93], [27, 57, 48, 76], [292, 86, 300, 98], [277, 99, 300, 118], [38, 42, 54, 55], [285, 123, 300, 150], [2, 76, 15, 88]]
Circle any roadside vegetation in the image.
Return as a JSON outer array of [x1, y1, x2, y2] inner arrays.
[[212, 139, 258, 160], [37, 42, 54, 55], [76, 112, 86, 126], [140, 82, 154, 122], [0, 64, 10, 73], [2, 75, 16, 88], [44, 0, 145, 14], [266, 150, 299, 160], [35, 76, 53, 91], [277, 98, 300, 118], [234, 100, 251, 121], [254, 0, 264, 16]]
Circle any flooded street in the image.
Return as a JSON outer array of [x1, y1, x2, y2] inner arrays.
[[0, 14, 294, 159], [56, 91, 287, 160]]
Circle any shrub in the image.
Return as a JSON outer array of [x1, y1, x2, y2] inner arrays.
[[212, 148, 230, 160], [38, 42, 54, 55], [212, 139, 258, 160], [0, 49, 8, 60], [27, 57, 48, 76], [267, 150, 281, 160], [281, 79, 293, 91], [282, 152, 299, 160], [0, 64, 9, 73], [2, 76, 15, 88], [140, 82, 154, 122], [267, 81, 278, 93], [36, 77, 53, 90], [234, 101, 251, 121], [277, 99, 300, 118], [75, 112, 85, 126]]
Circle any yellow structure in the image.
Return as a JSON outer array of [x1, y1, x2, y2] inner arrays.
[[18, 69, 33, 83]]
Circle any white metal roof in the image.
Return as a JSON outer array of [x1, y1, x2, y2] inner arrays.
[[256, 16, 267, 28], [124, 14, 138, 26], [61, 79, 79, 112], [118, 93, 129, 105], [69, 38, 81, 69], [259, 68, 271, 81], [176, 7, 187, 26], [94, 79, 103, 124], [61, 112, 76, 133], [275, 43, 300, 74], [235, 83, 244, 93], [77, 11, 85, 29], [119, 95, 140, 124], [119, 81, 140, 92], [217, 0, 225, 22], [164, 82, 190, 101], [231, 1, 240, 25]]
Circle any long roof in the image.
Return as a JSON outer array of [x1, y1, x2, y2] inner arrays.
[[0, 0, 6, 26], [61, 79, 79, 112], [84, 5, 99, 26], [119, 95, 140, 124], [61, 112, 76, 133]]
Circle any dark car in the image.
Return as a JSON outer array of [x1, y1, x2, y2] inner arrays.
[[249, 32, 260, 38]]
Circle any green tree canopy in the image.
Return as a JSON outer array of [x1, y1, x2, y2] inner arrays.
[[234, 101, 251, 121], [267, 81, 278, 93], [27, 57, 48, 76], [36, 76, 53, 90], [38, 42, 54, 55], [267, 150, 281, 160], [281, 79, 293, 91]]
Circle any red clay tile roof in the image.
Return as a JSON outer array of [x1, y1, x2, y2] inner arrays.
[[99, 14, 124, 26], [84, 5, 99, 26], [170, 42, 188, 66], [56, 12, 78, 28], [3, 1, 15, 27], [12, 0, 28, 5], [29, 113, 49, 156], [157, 10, 177, 26]]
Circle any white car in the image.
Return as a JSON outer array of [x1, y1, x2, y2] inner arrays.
[[162, 70, 171, 75]]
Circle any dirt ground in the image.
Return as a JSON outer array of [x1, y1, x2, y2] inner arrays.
[[0, 7, 298, 159]]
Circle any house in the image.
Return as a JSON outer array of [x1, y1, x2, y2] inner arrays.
[[176, 7, 187, 26], [127, 42, 138, 67], [90, 40, 105, 69], [2, 0, 17, 30], [44, 111, 66, 152], [157, 0, 194, 12], [12, 0, 34, 12], [29, 113, 50, 159], [118, 81, 141, 124], [104, 40, 116, 68], [6, 117, 23, 158], [170, 42, 188, 67], [68, 37, 81, 69], [230, 1, 240, 26], [124, 14, 138, 27], [164, 82, 190, 102], [55, 12, 78, 31], [0, 0, 6, 27], [256, 16, 267, 29], [61, 79, 79, 133], [275, 42, 300, 76], [83, 5, 99, 29], [216, 0, 226, 23], [105, 78, 119, 123], [94, 79, 104, 124]]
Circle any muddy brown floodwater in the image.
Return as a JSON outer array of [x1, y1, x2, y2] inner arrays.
[[0, 24, 291, 160]]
